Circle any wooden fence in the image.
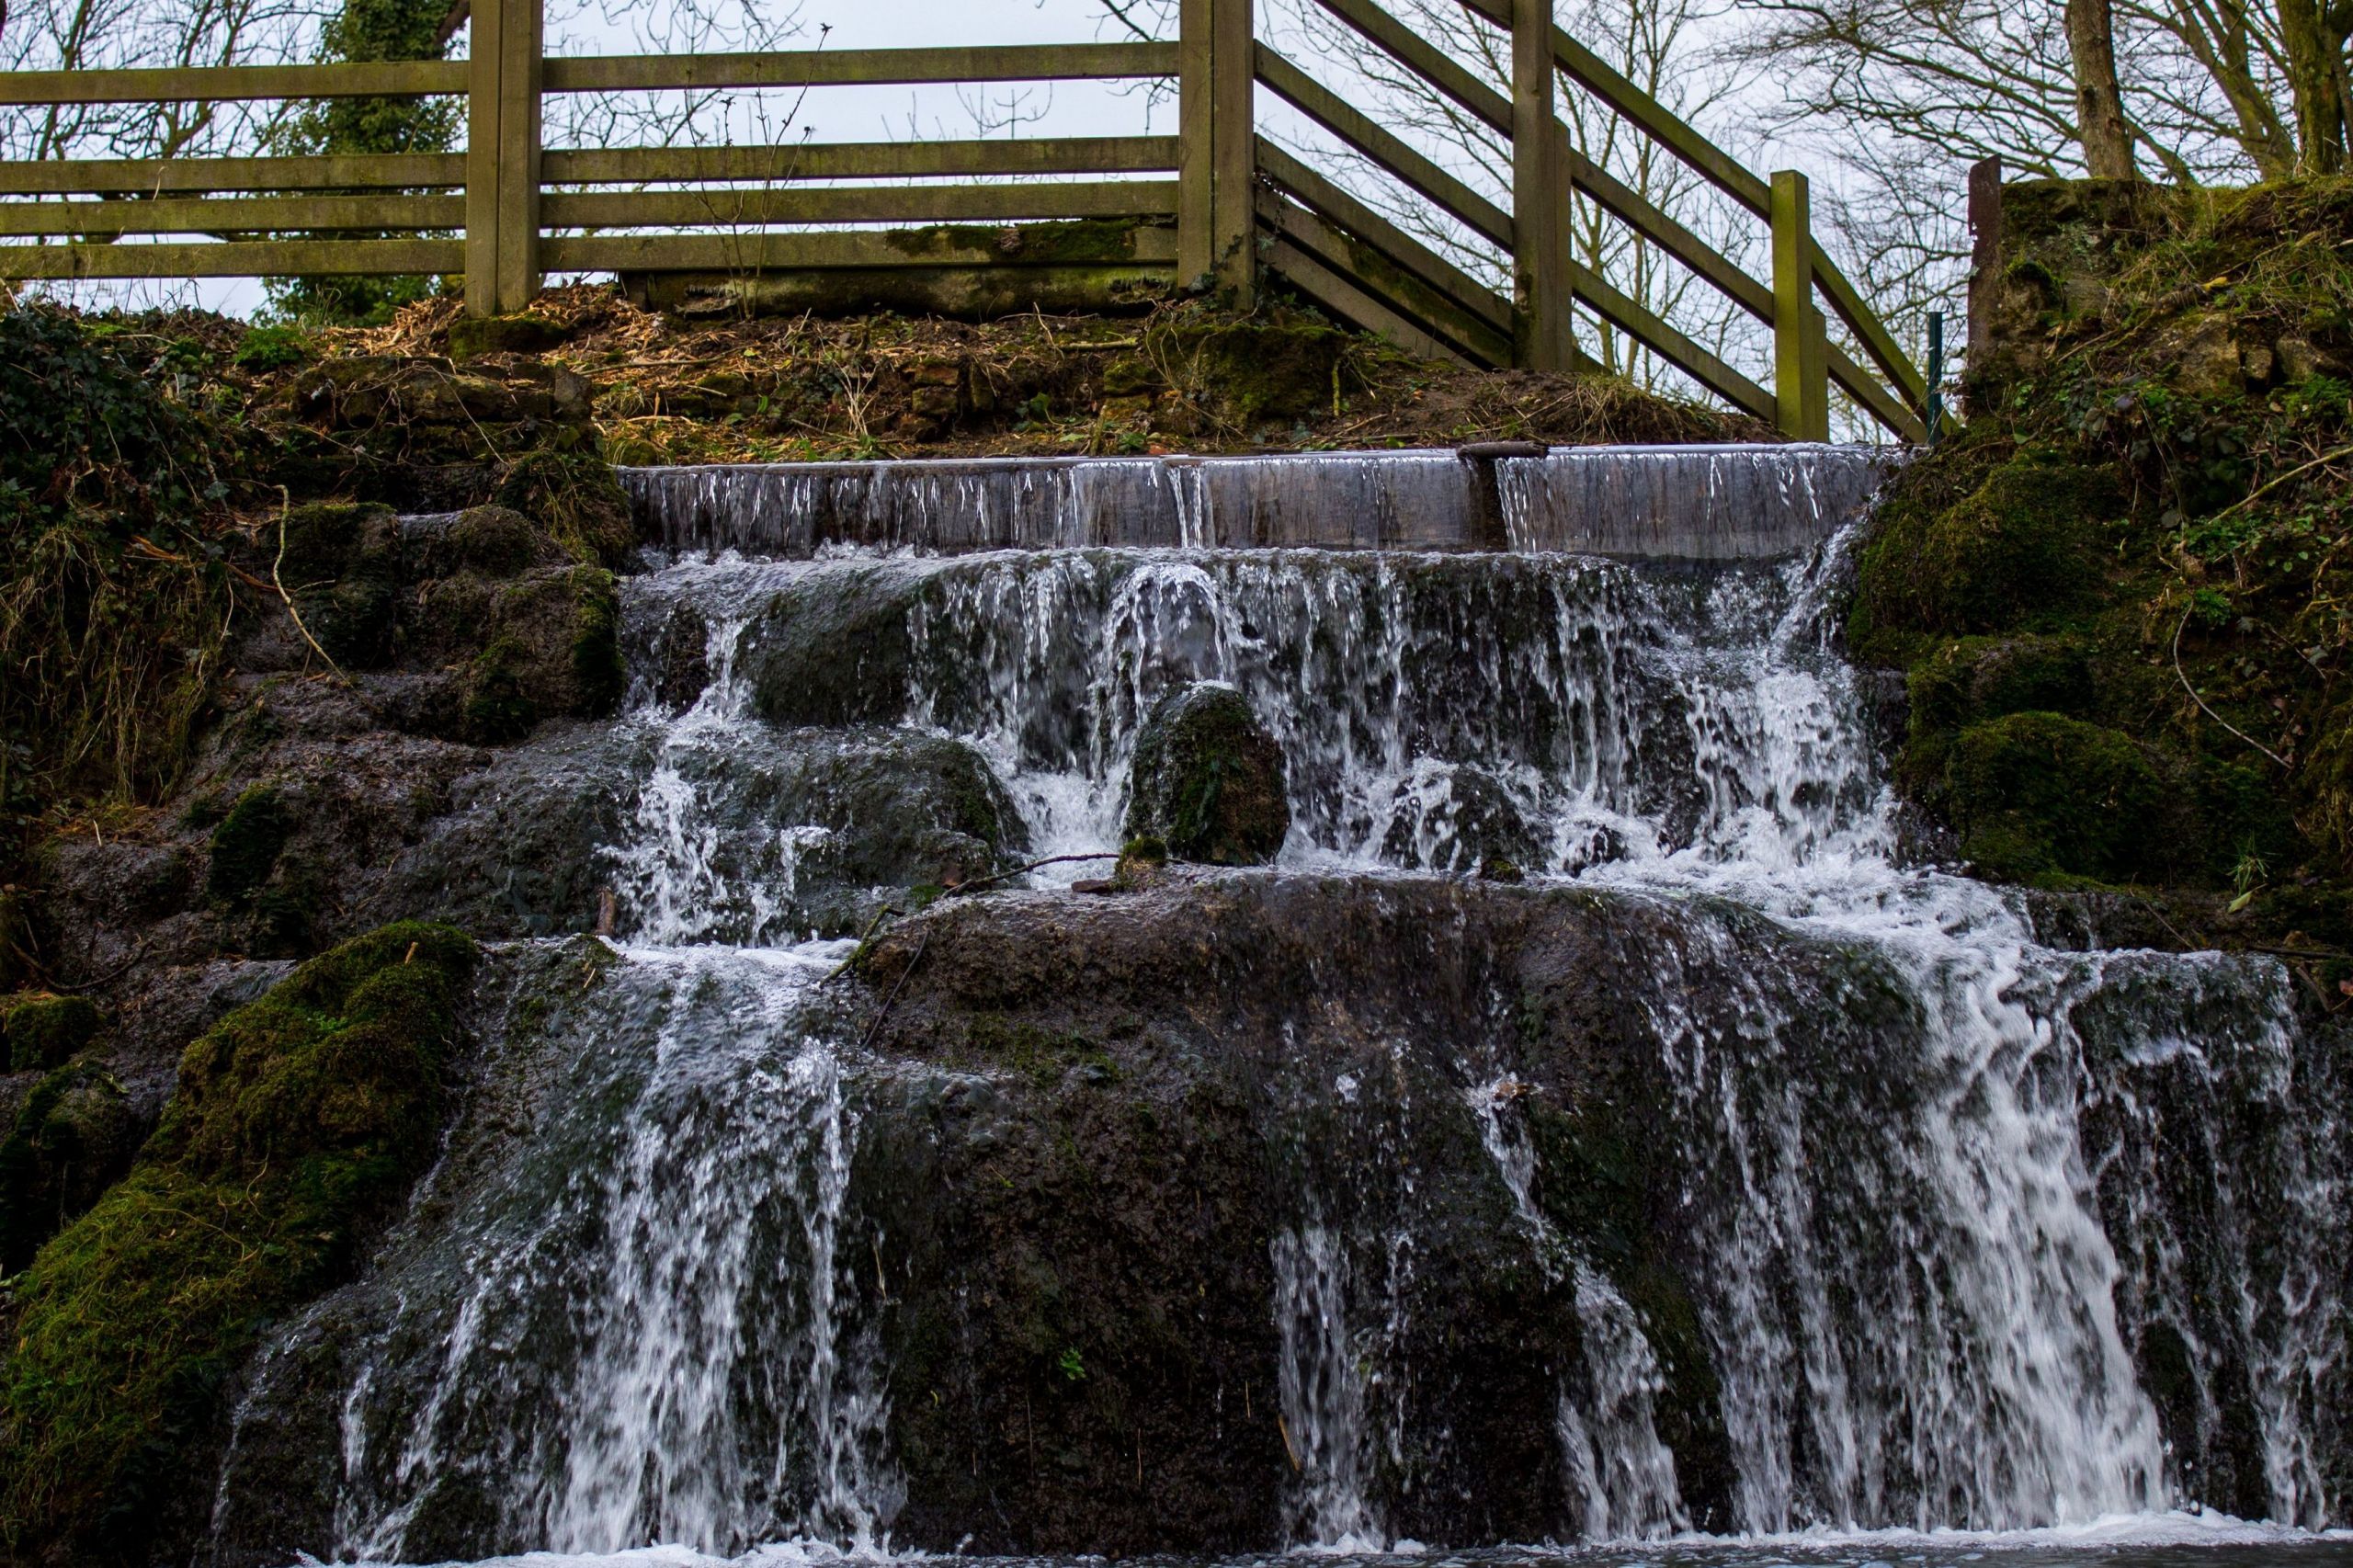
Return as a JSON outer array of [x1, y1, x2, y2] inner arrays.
[[0, 0, 1926, 439]]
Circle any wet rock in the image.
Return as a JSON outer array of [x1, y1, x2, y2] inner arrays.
[[1124, 684, 1289, 865], [743, 563, 921, 727], [1380, 763, 1538, 873]]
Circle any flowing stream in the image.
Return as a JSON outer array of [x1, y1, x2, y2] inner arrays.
[[210, 448, 2352, 1568]]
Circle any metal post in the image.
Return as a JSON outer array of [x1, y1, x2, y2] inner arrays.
[[1926, 309, 1946, 444], [1770, 168, 1829, 441], [1510, 0, 1571, 369]]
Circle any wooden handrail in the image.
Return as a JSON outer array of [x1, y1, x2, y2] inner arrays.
[[1255, 45, 1511, 250], [0, 0, 1924, 436]]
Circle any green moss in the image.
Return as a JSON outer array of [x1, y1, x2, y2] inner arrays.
[[0, 922, 475, 1561], [1946, 711, 2164, 882], [461, 635, 538, 744], [0, 1059, 137, 1274], [205, 786, 289, 908], [447, 312, 568, 362], [1151, 317, 1353, 426], [494, 450, 635, 570], [1849, 452, 2119, 666], [445, 505, 544, 577], [568, 567, 624, 718], [1123, 686, 1289, 866], [3, 994, 101, 1074]]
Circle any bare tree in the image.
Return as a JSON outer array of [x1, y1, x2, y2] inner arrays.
[[2068, 0, 2139, 175]]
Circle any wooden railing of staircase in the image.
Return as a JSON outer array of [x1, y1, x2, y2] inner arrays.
[[0, 0, 1925, 439]]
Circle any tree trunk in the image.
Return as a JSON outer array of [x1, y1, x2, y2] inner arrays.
[[2278, 0, 2349, 171], [2065, 0, 2139, 177]]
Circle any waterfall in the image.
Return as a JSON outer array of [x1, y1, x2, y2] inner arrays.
[[203, 449, 2352, 1562]]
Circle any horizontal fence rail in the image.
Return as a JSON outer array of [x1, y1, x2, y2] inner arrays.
[[0, 0, 1925, 439]]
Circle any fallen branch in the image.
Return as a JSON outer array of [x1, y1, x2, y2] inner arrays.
[[941, 851, 1121, 898], [859, 929, 930, 1051], [2175, 605, 2290, 768]]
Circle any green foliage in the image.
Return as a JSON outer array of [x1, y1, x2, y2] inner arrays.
[[231, 325, 313, 373], [0, 307, 234, 867], [264, 0, 457, 325], [0, 922, 476, 1561], [1849, 176, 2353, 931], [2, 994, 102, 1074]]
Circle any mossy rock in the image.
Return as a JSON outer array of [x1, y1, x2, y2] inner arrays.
[[1123, 683, 1289, 865], [3, 992, 102, 1073], [1945, 711, 2164, 882], [0, 1059, 139, 1274], [277, 503, 404, 668], [494, 450, 635, 570], [1848, 453, 2120, 665], [0, 922, 476, 1562], [447, 312, 569, 362], [1152, 316, 1351, 426], [442, 504, 552, 576], [206, 785, 289, 908]]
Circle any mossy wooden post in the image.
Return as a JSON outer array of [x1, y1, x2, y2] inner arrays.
[[1510, 0, 1572, 369], [464, 0, 543, 317], [1770, 168, 1829, 440], [1179, 0, 1254, 301]]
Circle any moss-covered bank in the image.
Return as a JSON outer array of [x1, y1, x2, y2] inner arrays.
[[1851, 176, 2353, 977], [0, 921, 475, 1562]]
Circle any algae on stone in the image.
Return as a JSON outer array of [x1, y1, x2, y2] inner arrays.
[[1123, 684, 1290, 866], [0, 921, 476, 1561]]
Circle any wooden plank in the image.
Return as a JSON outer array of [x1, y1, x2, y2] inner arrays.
[[0, 194, 461, 235], [1254, 45, 1511, 250], [1831, 341, 1927, 441], [1315, 0, 1510, 133], [545, 223, 1180, 272], [0, 59, 464, 106], [0, 238, 463, 278], [546, 180, 1178, 228], [1770, 169, 1829, 440], [1256, 140, 1507, 332], [0, 152, 465, 196], [1512, 0, 1572, 369], [1179, 0, 1214, 287], [1210, 0, 1255, 303], [1564, 252, 1774, 421], [1266, 235, 1471, 367], [540, 42, 1177, 94], [494, 0, 543, 312], [464, 0, 506, 312], [1563, 144, 1771, 323], [545, 137, 1175, 186], [1257, 188, 1508, 367], [1815, 255, 1927, 410]]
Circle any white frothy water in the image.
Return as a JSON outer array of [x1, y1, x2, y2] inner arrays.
[[222, 449, 2352, 1566], [299, 943, 894, 1562]]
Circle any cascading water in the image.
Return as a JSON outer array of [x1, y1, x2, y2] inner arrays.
[[208, 448, 2353, 1567]]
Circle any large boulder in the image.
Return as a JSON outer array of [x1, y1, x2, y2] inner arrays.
[[1123, 684, 1290, 865]]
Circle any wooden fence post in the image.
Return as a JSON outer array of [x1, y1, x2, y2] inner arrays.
[[1510, 0, 1571, 369], [465, 0, 541, 317], [1770, 167, 1828, 440], [1180, 0, 1255, 302]]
